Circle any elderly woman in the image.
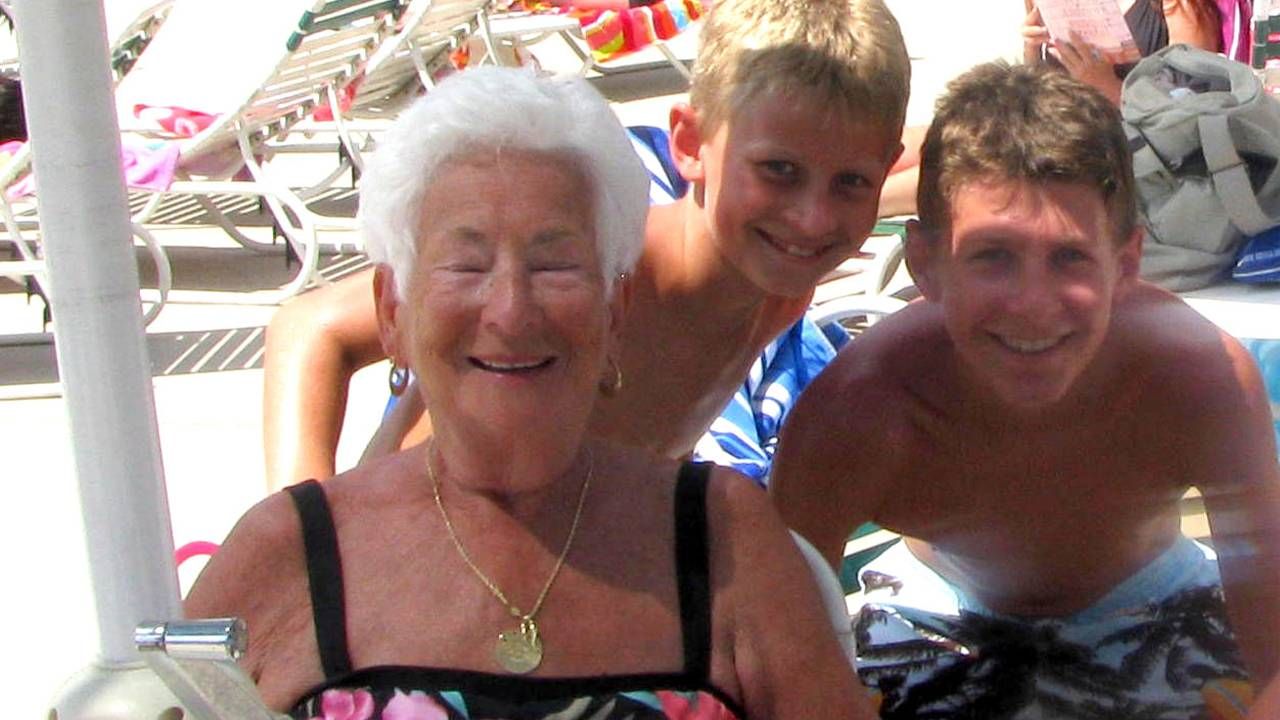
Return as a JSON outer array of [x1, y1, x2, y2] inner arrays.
[[185, 67, 874, 719]]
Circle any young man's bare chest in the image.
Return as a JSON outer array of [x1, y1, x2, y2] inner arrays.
[[872, 392, 1190, 614]]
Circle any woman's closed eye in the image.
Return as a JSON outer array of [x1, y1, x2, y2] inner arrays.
[[442, 261, 489, 274], [531, 261, 582, 273]]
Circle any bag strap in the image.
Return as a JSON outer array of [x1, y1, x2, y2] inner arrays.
[[1125, 122, 1168, 181], [1198, 112, 1276, 236]]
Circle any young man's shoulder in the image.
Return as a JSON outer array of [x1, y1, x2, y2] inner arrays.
[[1112, 283, 1254, 395], [803, 301, 952, 445], [829, 300, 951, 389]]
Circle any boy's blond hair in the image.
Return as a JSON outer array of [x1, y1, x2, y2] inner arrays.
[[690, 0, 910, 138]]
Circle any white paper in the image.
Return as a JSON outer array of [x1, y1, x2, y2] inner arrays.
[[1036, 0, 1141, 63]]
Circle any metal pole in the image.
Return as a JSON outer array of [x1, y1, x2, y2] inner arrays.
[[13, 0, 180, 668]]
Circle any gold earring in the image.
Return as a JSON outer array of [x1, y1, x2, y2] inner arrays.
[[599, 357, 623, 397]]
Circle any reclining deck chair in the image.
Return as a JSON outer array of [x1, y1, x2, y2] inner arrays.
[[321, 0, 492, 178], [482, 0, 703, 80], [350, 0, 489, 117], [116, 0, 403, 299], [0, 0, 175, 326]]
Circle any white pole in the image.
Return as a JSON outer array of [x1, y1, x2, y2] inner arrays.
[[13, 0, 180, 667]]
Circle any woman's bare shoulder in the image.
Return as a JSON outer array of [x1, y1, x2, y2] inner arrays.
[[184, 490, 307, 618]]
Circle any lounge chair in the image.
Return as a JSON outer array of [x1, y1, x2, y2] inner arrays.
[[106, 0, 175, 80], [352, 0, 488, 117], [116, 0, 403, 299], [323, 0, 492, 177], [482, 0, 702, 80], [0, 0, 175, 326]]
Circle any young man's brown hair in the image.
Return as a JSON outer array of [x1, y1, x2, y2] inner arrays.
[[916, 61, 1138, 243]]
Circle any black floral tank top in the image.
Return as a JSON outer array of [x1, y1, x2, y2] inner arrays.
[[285, 462, 745, 719]]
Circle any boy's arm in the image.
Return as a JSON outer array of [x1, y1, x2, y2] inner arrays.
[[770, 356, 885, 568], [1193, 337, 1280, 686], [262, 269, 386, 491]]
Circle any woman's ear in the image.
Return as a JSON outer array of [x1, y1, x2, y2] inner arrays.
[[607, 272, 633, 347], [904, 219, 943, 301], [373, 264, 406, 364], [669, 102, 705, 183]]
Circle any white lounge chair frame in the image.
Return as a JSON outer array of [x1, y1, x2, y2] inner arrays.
[[323, 0, 493, 177], [119, 0, 403, 300], [0, 0, 174, 326]]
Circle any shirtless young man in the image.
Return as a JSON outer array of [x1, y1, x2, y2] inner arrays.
[[263, 0, 911, 489], [771, 62, 1280, 717]]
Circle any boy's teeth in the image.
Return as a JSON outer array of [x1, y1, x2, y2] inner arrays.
[[781, 243, 819, 258], [1000, 336, 1060, 353], [765, 233, 820, 257]]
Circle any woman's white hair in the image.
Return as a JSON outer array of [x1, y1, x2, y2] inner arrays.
[[358, 66, 651, 299]]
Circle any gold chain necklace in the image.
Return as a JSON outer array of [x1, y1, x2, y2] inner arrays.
[[428, 442, 593, 674]]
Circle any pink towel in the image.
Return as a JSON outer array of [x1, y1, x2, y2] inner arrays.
[[133, 104, 218, 137], [5, 137, 181, 199]]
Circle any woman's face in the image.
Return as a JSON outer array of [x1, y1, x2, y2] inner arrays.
[[378, 149, 622, 459]]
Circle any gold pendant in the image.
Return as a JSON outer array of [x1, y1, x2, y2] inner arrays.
[[495, 618, 542, 674]]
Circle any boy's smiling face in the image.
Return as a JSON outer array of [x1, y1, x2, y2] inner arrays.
[[675, 88, 903, 299], [911, 178, 1141, 411]]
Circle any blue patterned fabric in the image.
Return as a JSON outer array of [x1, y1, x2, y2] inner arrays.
[[692, 317, 849, 486], [1242, 338, 1280, 456], [628, 125, 687, 204], [853, 537, 1247, 719]]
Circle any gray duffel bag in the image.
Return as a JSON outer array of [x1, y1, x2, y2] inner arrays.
[[1121, 44, 1280, 291]]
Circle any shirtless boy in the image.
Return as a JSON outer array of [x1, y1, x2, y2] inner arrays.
[[771, 62, 1280, 717], [263, 0, 910, 489]]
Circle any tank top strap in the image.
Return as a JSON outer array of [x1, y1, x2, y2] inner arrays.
[[674, 461, 713, 681], [285, 479, 354, 679]]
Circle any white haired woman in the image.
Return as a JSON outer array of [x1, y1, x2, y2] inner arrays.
[[185, 67, 875, 720]]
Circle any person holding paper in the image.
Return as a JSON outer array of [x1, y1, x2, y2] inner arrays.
[[1022, 0, 1222, 103], [878, 0, 1224, 217]]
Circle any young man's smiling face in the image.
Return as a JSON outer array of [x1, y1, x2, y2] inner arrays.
[[913, 178, 1141, 411], [680, 87, 903, 299]]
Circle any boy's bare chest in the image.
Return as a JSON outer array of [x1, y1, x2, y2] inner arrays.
[[594, 311, 781, 457]]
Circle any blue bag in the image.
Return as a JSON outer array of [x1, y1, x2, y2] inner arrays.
[[1233, 224, 1280, 282]]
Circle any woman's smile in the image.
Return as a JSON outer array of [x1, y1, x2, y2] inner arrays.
[[468, 356, 558, 373]]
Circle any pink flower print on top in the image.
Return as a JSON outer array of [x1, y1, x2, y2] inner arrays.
[[382, 690, 449, 720], [656, 690, 738, 719], [312, 688, 375, 720]]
